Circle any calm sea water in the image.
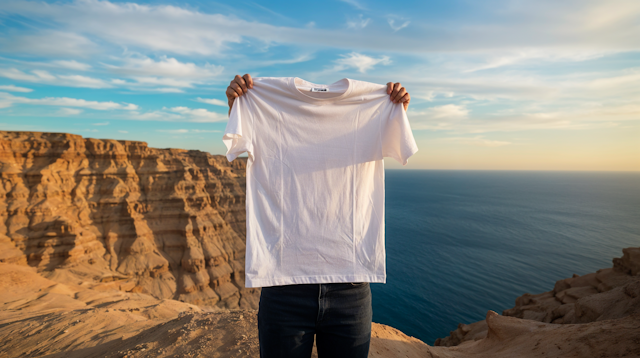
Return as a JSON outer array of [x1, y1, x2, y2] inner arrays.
[[372, 170, 640, 345]]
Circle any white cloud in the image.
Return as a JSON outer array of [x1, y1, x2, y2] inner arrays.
[[122, 104, 138, 110], [113, 83, 185, 93], [102, 55, 223, 79], [409, 104, 469, 130], [347, 14, 370, 29], [192, 129, 221, 133], [407, 100, 640, 133], [439, 136, 512, 147], [0, 68, 113, 88], [52, 60, 92, 71], [58, 74, 110, 88], [93, 122, 109, 126], [0, 30, 98, 57], [387, 17, 410, 32], [98, 55, 224, 90], [412, 104, 469, 120], [123, 106, 225, 123], [0, 0, 244, 56], [147, 87, 185, 93], [158, 129, 189, 134], [30, 70, 56, 81], [125, 110, 183, 121], [0, 92, 138, 111], [118, 130, 128, 133], [0, 84, 32, 92], [333, 52, 391, 73], [196, 98, 227, 106], [157, 129, 221, 134], [462, 49, 614, 73], [0, 0, 638, 57], [339, 0, 367, 10], [166, 106, 226, 122], [252, 53, 315, 68], [129, 76, 195, 88], [57, 107, 83, 116]]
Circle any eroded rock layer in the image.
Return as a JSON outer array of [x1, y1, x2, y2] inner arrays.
[[435, 247, 640, 347], [0, 131, 258, 309]]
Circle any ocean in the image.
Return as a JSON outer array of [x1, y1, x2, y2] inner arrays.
[[372, 170, 640, 345]]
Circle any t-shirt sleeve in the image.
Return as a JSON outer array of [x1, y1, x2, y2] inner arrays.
[[381, 103, 419, 165], [222, 95, 254, 162]]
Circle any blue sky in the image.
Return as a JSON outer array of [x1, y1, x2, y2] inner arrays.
[[1, 0, 638, 170]]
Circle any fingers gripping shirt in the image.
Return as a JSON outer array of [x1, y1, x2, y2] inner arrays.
[[222, 77, 419, 288]]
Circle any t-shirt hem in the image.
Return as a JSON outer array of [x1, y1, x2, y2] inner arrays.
[[245, 274, 386, 288]]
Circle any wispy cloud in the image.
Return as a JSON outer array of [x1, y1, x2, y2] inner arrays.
[[124, 106, 226, 123], [167, 106, 225, 122], [333, 52, 391, 73], [339, 0, 367, 10], [0, 84, 32, 92], [347, 14, 370, 29], [439, 136, 512, 147], [52, 60, 92, 71], [409, 104, 469, 131], [0, 30, 98, 57], [387, 16, 410, 32], [0, 0, 638, 56], [408, 101, 640, 133], [157, 129, 221, 134], [0, 92, 138, 110], [196, 98, 227, 106], [462, 49, 613, 73], [57, 108, 83, 116], [102, 55, 223, 83], [250, 53, 315, 68], [0, 68, 113, 88]]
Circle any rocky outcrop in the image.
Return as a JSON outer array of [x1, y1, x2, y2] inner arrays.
[[435, 247, 640, 347], [0, 131, 257, 310]]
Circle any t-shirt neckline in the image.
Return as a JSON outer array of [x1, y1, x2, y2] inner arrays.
[[289, 77, 353, 104]]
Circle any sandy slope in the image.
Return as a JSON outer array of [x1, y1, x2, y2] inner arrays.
[[0, 262, 430, 358]]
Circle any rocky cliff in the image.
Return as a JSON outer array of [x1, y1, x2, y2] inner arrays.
[[435, 247, 640, 348], [0, 131, 258, 310]]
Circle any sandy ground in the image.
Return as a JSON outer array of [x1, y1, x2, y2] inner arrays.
[[0, 263, 430, 358]]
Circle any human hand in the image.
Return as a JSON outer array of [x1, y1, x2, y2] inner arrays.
[[387, 82, 410, 111], [226, 74, 253, 115]]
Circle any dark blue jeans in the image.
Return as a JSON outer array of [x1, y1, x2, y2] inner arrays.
[[258, 282, 372, 358]]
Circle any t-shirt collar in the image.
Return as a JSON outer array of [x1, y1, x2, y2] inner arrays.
[[289, 77, 353, 104]]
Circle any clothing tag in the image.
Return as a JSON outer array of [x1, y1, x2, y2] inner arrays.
[[311, 87, 329, 92]]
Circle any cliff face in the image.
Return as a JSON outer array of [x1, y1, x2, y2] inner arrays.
[[0, 131, 258, 309]]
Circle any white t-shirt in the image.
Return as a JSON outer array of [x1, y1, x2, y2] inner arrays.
[[223, 77, 419, 288]]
